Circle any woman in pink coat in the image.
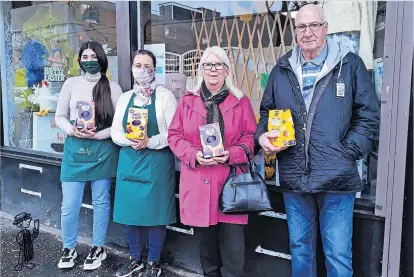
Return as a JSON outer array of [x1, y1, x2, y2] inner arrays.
[[168, 46, 256, 277]]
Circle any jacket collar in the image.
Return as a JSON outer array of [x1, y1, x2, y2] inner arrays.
[[182, 91, 240, 119], [277, 37, 350, 89], [279, 37, 350, 70]]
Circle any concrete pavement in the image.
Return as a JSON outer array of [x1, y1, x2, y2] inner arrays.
[[0, 214, 200, 277]]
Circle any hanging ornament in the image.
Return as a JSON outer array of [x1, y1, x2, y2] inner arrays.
[[231, 2, 253, 22]]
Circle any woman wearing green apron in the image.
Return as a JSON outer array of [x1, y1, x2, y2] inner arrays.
[[55, 41, 122, 271], [111, 50, 177, 277]]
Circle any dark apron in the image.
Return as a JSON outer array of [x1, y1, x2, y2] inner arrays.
[[113, 91, 176, 226]]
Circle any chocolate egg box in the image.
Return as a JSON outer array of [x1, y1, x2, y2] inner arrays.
[[125, 108, 148, 140], [268, 109, 296, 147], [76, 101, 95, 129], [199, 123, 225, 159]]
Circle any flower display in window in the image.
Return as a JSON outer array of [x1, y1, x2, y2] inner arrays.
[[102, 44, 112, 55], [29, 81, 58, 116], [21, 40, 48, 88]]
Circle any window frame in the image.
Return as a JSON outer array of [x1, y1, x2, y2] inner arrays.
[[376, 1, 413, 276], [0, 0, 133, 156]]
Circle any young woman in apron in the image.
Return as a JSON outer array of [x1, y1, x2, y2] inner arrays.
[[111, 50, 177, 277], [55, 41, 122, 271]]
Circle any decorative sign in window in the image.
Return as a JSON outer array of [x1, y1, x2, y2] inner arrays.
[[44, 67, 67, 82], [33, 114, 67, 153]]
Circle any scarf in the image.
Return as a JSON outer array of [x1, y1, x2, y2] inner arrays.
[[133, 83, 156, 102], [200, 81, 229, 144]]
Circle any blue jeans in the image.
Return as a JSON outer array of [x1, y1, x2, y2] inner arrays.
[[61, 179, 111, 249], [283, 192, 355, 277], [125, 225, 166, 262]]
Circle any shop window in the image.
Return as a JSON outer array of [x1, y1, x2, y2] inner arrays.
[[145, 1, 385, 207], [1, 1, 118, 155]]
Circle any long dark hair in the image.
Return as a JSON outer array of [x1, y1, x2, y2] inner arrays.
[[132, 49, 156, 67], [78, 41, 114, 130]]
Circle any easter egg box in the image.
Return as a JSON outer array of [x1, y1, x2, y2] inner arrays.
[[76, 101, 95, 129], [125, 108, 148, 140], [199, 123, 225, 159], [268, 109, 296, 147]]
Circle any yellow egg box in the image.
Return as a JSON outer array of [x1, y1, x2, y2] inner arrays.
[[268, 109, 296, 147], [125, 108, 148, 140]]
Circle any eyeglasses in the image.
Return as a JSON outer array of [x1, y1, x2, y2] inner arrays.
[[202, 63, 226, 70], [295, 22, 326, 33]]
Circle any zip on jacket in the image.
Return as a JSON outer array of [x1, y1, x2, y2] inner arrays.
[[278, 53, 346, 174]]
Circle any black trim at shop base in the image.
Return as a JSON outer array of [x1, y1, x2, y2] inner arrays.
[[0, 146, 381, 218], [0, 152, 386, 277], [0, 146, 62, 166]]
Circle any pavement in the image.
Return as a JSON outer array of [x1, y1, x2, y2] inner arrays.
[[0, 215, 198, 277]]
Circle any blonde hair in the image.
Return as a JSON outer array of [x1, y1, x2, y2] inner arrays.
[[191, 46, 244, 99]]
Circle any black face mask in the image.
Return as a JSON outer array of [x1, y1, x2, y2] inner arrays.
[[81, 61, 101, 74]]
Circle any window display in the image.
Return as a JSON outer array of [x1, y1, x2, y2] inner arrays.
[[1, 1, 118, 154], [320, 1, 378, 70], [146, 1, 385, 206], [0, 0, 385, 207]]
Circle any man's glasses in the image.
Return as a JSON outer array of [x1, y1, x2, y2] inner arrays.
[[295, 22, 326, 33], [202, 63, 226, 70]]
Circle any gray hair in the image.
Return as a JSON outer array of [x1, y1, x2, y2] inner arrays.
[[190, 46, 244, 99], [295, 4, 326, 24], [321, 11, 327, 23]]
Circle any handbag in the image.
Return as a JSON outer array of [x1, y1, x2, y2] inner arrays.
[[220, 144, 273, 214]]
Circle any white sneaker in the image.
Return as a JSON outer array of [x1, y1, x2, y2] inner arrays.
[[83, 246, 107, 270], [58, 248, 77, 269]]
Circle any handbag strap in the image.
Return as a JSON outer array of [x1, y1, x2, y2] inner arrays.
[[239, 144, 252, 160], [239, 144, 256, 177], [229, 144, 257, 177]]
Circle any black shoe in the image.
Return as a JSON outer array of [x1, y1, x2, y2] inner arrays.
[[116, 257, 145, 277], [57, 248, 77, 269], [51, 143, 64, 153], [142, 262, 161, 277], [83, 246, 107, 270]]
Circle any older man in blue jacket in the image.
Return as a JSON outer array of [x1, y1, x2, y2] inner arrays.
[[255, 4, 380, 277]]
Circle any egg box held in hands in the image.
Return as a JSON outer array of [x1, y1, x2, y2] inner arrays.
[[76, 101, 95, 129], [268, 109, 296, 147], [125, 108, 148, 139], [199, 123, 225, 159]]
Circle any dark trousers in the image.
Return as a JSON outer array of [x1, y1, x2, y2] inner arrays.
[[198, 223, 245, 277], [125, 225, 166, 262]]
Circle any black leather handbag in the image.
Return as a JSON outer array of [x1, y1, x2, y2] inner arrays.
[[220, 144, 273, 214]]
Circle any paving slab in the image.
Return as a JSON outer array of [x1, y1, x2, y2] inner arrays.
[[0, 216, 184, 277]]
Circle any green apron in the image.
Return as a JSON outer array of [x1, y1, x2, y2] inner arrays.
[[113, 91, 177, 226], [61, 121, 120, 182]]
